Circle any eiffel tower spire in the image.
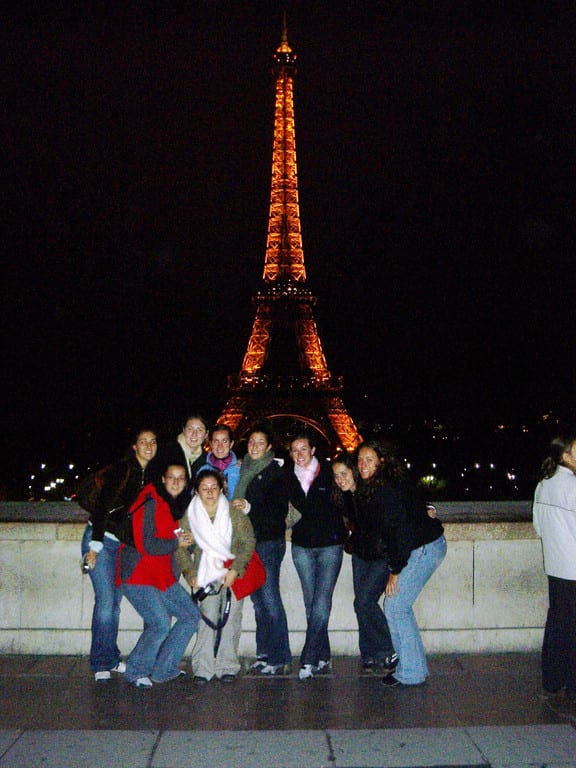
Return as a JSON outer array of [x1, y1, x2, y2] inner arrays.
[[218, 21, 361, 452]]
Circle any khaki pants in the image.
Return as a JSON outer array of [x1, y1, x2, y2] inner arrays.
[[191, 588, 243, 679]]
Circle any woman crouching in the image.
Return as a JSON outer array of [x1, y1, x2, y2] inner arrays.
[[118, 464, 200, 688]]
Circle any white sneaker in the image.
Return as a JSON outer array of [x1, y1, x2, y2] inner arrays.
[[248, 659, 268, 673], [298, 664, 315, 680], [315, 660, 331, 674], [134, 677, 153, 688], [94, 670, 111, 682], [111, 661, 126, 674], [260, 663, 290, 676]]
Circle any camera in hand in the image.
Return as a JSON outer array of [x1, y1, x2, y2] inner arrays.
[[192, 582, 222, 602]]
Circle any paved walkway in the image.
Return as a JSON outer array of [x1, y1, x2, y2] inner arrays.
[[0, 653, 575, 767]]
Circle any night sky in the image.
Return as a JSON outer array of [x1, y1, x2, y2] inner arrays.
[[2, 1, 574, 479]]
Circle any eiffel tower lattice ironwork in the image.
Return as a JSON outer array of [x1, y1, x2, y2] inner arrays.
[[218, 23, 361, 452]]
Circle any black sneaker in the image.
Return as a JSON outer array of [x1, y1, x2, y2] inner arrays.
[[381, 675, 401, 688], [383, 653, 399, 672]]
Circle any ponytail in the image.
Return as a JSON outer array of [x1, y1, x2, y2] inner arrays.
[[539, 435, 576, 481]]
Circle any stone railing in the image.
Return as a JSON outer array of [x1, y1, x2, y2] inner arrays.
[[0, 501, 546, 656]]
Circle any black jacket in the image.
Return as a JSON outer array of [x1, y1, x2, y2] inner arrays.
[[245, 460, 288, 542], [91, 455, 150, 543], [285, 460, 345, 548], [354, 480, 443, 573]]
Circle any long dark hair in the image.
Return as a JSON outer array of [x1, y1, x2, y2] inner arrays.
[[330, 451, 359, 508], [356, 439, 408, 501], [539, 435, 576, 481]]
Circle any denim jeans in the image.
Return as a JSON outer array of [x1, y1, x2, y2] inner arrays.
[[292, 544, 343, 666], [81, 524, 123, 673], [384, 535, 447, 684], [122, 582, 200, 683], [352, 553, 394, 662], [250, 539, 291, 666]]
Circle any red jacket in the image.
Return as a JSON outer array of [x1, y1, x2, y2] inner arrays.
[[117, 484, 180, 590]]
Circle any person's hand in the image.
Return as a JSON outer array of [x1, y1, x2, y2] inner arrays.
[[177, 531, 193, 548], [385, 573, 399, 597], [85, 550, 98, 569], [223, 568, 238, 588]]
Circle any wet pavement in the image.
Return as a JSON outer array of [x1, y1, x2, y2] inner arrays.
[[1, 653, 575, 767]]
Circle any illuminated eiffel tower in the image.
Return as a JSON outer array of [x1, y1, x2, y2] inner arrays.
[[218, 22, 361, 452]]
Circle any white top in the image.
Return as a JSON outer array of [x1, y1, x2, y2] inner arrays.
[[533, 465, 576, 580]]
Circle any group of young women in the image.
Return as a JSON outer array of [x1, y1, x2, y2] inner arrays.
[[81, 416, 448, 689]]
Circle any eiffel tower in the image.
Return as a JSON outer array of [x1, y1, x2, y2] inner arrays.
[[218, 22, 361, 452]]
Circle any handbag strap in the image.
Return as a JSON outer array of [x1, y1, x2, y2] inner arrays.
[[197, 588, 232, 658]]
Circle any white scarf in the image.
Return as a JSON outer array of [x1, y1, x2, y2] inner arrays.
[[187, 493, 234, 588], [177, 432, 203, 475], [294, 456, 319, 495]]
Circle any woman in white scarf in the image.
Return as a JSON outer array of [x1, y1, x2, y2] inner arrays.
[[186, 469, 255, 684]]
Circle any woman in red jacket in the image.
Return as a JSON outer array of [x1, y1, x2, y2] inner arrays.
[[118, 464, 199, 688]]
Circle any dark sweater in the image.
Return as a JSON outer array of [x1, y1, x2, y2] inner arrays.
[[354, 480, 443, 573], [91, 455, 150, 543]]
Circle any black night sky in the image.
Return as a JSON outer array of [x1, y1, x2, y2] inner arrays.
[[1, 2, 575, 490]]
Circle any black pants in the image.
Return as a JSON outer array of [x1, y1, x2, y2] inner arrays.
[[542, 575, 576, 698]]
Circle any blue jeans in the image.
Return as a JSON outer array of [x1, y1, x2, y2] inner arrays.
[[352, 553, 394, 662], [81, 525, 123, 673], [250, 539, 291, 666], [292, 544, 343, 666], [122, 582, 200, 683], [384, 535, 447, 684]]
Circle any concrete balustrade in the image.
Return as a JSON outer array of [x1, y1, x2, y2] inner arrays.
[[0, 501, 547, 657]]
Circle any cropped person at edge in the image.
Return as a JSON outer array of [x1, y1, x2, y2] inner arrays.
[[286, 432, 345, 680], [533, 435, 576, 702], [81, 428, 157, 682], [231, 422, 292, 676]]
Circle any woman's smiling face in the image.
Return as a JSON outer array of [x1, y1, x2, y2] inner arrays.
[[357, 447, 380, 481], [247, 432, 270, 461], [332, 462, 356, 492]]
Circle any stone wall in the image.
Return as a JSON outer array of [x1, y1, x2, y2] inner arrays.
[[0, 502, 547, 656]]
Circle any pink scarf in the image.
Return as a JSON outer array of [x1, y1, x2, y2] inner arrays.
[[294, 457, 319, 495]]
